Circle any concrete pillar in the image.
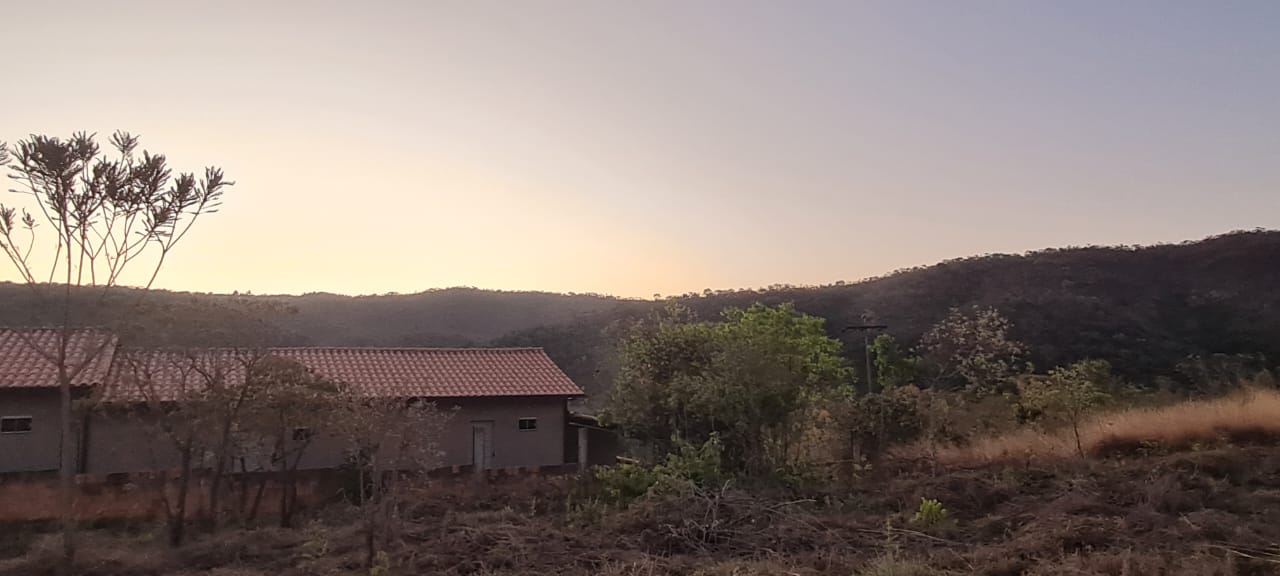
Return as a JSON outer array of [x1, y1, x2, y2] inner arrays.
[[577, 426, 589, 471]]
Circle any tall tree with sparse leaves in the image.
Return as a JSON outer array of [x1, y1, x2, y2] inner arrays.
[[0, 132, 230, 570]]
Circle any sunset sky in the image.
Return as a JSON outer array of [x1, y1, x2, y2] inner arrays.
[[3, 1, 1278, 298]]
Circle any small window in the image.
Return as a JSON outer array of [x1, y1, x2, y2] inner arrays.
[[1, 416, 33, 434], [517, 418, 537, 431], [292, 427, 314, 442]]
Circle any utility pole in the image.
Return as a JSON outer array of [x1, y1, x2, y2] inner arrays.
[[842, 324, 888, 393]]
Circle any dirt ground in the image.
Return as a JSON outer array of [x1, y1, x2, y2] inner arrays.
[[3, 447, 1280, 575]]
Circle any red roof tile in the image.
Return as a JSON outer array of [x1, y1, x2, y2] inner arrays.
[[271, 348, 584, 399], [0, 329, 117, 389], [104, 349, 251, 402]]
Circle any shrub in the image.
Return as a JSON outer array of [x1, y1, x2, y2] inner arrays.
[[594, 435, 724, 504], [839, 388, 924, 460], [911, 498, 947, 528]]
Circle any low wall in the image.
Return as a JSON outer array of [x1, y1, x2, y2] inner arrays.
[[0, 469, 343, 523], [0, 464, 582, 523]]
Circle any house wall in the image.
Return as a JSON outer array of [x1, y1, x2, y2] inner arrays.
[[83, 396, 571, 474], [439, 396, 568, 469], [85, 412, 182, 474], [0, 389, 65, 473], [297, 396, 570, 470]]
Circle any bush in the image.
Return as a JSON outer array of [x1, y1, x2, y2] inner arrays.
[[839, 388, 925, 460], [594, 435, 724, 504], [911, 498, 948, 528]]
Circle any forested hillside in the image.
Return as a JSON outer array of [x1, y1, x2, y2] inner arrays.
[[4, 230, 1278, 399]]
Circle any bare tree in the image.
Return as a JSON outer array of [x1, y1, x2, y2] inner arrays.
[[338, 397, 451, 568], [0, 133, 230, 569], [240, 357, 347, 528], [115, 350, 214, 546]]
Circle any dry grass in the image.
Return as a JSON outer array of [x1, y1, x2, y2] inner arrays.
[[933, 387, 1280, 465]]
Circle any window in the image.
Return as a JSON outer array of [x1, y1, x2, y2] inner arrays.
[[517, 417, 537, 431], [0, 416, 32, 434]]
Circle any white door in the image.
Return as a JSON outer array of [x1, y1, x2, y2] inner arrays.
[[471, 421, 494, 470]]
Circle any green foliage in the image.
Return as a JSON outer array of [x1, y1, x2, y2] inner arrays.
[[911, 498, 948, 528], [606, 303, 853, 475], [593, 435, 724, 504], [921, 307, 1029, 395], [869, 334, 919, 392], [838, 387, 924, 460], [1019, 359, 1114, 456]]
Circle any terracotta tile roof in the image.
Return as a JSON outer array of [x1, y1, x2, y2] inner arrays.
[[271, 348, 584, 399], [104, 349, 251, 402], [0, 329, 117, 389]]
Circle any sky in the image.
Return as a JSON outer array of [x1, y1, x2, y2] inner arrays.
[[2, 1, 1278, 298]]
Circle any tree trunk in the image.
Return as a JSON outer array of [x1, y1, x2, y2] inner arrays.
[[170, 446, 193, 546], [1072, 419, 1085, 458], [208, 428, 233, 529], [248, 475, 267, 522], [279, 463, 293, 528], [57, 371, 76, 575]]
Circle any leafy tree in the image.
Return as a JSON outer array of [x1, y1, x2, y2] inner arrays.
[[0, 132, 229, 569], [1018, 359, 1113, 457], [921, 307, 1029, 395], [868, 334, 919, 391], [607, 303, 852, 476]]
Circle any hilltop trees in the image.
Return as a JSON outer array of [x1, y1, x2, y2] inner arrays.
[[0, 132, 230, 569]]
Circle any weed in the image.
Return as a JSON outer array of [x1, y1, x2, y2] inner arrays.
[[911, 498, 948, 528]]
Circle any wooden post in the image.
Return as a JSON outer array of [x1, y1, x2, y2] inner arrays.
[[577, 427, 589, 471]]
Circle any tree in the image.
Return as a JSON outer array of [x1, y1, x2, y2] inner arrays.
[[115, 350, 215, 546], [920, 307, 1029, 395], [337, 397, 451, 568], [1018, 359, 1114, 457], [868, 334, 919, 392], [241, 357, 346, 528], [607, 303, 853, 476], [0, 132, 230, 568]]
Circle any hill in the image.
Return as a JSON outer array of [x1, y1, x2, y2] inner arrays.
[[3, 229, 1279, 398]]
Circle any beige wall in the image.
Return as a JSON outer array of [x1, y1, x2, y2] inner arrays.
[[81, 396, 570, 474], [295, 396, 569, 470], [0, 389, 65, 473], [85, 412, 182, 475], [439, 397, 567, 469]]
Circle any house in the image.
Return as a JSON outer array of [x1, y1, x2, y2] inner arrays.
[[0, 329, 116, 474], [0, 329, 589, 475]]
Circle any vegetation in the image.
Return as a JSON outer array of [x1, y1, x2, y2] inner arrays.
[[10, 230, 1280, 402], [0, 132, 230, 571], [931, 385, 1280, 465], [4, 178, 1280, 574], [606, 303, 851, 476], [5, 438, 1280, 575], [1018, 360, 1115, 456], [910, 498, 947, 528]]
